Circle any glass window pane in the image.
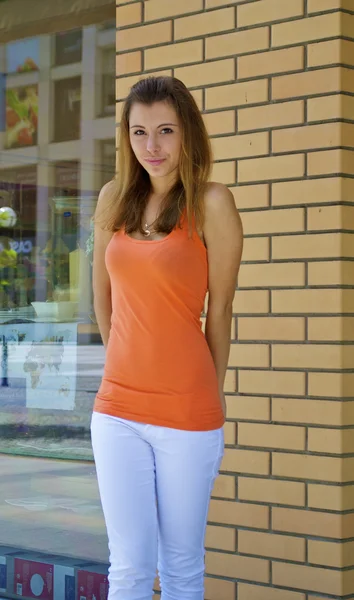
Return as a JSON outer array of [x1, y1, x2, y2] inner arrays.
[[0, 11, 115, 582], [53, 77, 81, 142], [54, 29, 82, 66]]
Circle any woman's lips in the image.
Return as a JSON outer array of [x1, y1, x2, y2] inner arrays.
[[145, 158, 165, 166]]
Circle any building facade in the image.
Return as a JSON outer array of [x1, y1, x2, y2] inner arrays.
[[115, 0, 354, 598]]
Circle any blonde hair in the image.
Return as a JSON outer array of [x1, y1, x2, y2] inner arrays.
[[97, 76, 212, 235]]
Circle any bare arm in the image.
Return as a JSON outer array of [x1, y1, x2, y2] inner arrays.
[[92, 183, 115, 348], [203, 182, 243, 416]]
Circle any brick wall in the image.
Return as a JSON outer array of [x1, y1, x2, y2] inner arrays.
[[115, 0, 354, 598]]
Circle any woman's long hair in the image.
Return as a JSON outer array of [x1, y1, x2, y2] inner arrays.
[[96, 76, 212, 235]]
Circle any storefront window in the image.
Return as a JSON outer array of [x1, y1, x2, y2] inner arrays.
[[0, 13, 115, 585]]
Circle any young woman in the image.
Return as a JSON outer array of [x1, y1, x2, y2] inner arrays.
[[91, 76, 243, 600]]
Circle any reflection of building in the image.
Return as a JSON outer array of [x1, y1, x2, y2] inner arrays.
[[0, 17, 116, 322]]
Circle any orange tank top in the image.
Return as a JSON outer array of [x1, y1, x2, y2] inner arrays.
[[94, 214, 225, 431]]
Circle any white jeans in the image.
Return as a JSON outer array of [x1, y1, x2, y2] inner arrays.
[[91, 411, 224, 600]]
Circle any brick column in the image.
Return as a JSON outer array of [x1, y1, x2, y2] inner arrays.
[[115, 1, 354, 598]]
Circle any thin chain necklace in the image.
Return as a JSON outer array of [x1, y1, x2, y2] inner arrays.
[[143, 220, 157, 237]]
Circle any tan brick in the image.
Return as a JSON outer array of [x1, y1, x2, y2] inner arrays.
[[272, 177, 343, 206], [231, 184, 269, 209], [229, 343, 269, 368], [272, 506, 342, 538], [272, 67, 341, 100], [116, 69, 172, 99], [238, 47, 304, 79], [212, 132, 269, 161], [206, 551, 269, 583], [238, 0, 304, 27], [309, 372, 354, 399], [308, 0, 353, 12], [190, 88, 203, 110], [238, 317, 305, 341], [242, 237, 270, 261], [272, 397, 354, 426], [224, 421, 236, 445], [175, 59, 234, 88], [205, 524, 236, 551], [308, 483, 354, 511], [238, 530, 305, 561], [233, 290, 270, 314], [203, 111, 235, 136], [308, 317, 354, 341], [145, 0, 203, 21], [238, 477, 305, 506], [116, 51, 142, 76], [205, 578, 235, 600], [308, 39, 354, 68], [212, 474, 236, 499], [116, 73, 140, 99], [175, 7, 234, 40], [206, 0, 238, 5], [238, 262, 305, 288], [226, 395, 270, 421], [272, 453, 343, 483], [308, 149, 354, 176], [224, 369, 236, 392], [211, 161, 235, 184], [272, 13, 341, 47], [238, 583, 305, 600], [272, 344, 353, 370], [116, 2, 142, 26], [272, 123, 343, 153], [116, 100, 124, 124], [309, 428, 354, 454], [307, 205, 354, 231], [271, 289, 344, 314], [206, 27, 269, 60], [309, 261, 354, 286], [209, 499, 269, 528], [238, 423, 305, 451], [238, 154, 304, 183], [238, 101, 304, 132], [221, 447, 270, 475], [308, 539, 354, 568], [116, 20, 171, 52], [272, 562, 342, 596], [145, 40, 203, 70], [206, 80, 268, 110], [308, 94, 354, 122], [238, 370, 306, 396]]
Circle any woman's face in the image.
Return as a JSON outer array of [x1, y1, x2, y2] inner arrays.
[[129, 101, 182, 186]]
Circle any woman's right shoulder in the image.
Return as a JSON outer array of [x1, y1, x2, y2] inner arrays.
[[95, 180, 117, 215]]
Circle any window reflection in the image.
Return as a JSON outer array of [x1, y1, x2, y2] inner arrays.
[[0, 22, 116, 460], [0, 14, 116, 591]]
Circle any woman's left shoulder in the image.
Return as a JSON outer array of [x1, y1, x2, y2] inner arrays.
[[204, 181, 241, 225]]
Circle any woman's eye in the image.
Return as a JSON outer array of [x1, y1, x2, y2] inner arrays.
[[134, 130, 145, 136], [161, 128, 173, 134]]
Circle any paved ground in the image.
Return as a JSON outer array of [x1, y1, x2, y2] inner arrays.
[[0, 454, 108, 564]]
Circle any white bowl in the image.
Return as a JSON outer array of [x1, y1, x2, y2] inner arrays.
[[31, 301, 78, 321]]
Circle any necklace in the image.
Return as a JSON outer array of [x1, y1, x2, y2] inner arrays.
[[143, 223, 151, 237], [143, 218, 158, 237]]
